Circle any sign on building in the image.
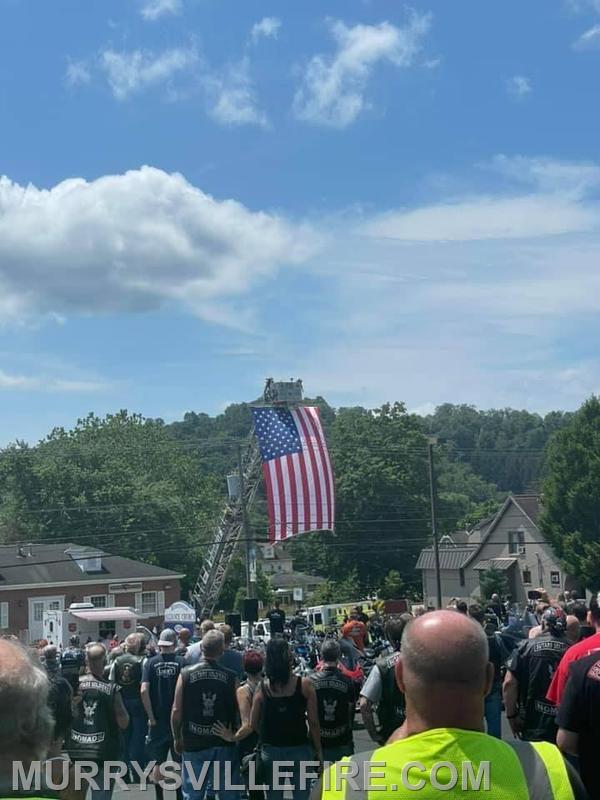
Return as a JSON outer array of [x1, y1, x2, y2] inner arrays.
[[164, 601, 196, 634]]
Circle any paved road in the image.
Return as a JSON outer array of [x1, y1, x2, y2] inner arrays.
[[113, 720, 513, 800]]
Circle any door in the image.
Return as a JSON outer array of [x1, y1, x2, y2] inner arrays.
[[28, 596, 64, 643]]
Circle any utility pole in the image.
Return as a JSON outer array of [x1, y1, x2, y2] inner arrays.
[[427, 436, 442, 609], [238, 445, 256, 600]]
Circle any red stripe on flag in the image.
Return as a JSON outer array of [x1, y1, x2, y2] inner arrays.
[[286, 454, 299, 535], [296, 407, 323, 530], [304, 407, 333, 529], [273, 457, 287, 541], [296, 446, 311, 534], [263, 463, 277, 542]]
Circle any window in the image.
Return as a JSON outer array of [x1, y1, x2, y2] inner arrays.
[[459, 568, 465, 587], [33, 602, 44, 622], [141, 591, 158, 615], [522, 569, 532, 585], [90, 595, 107, 608], [48, 600, 61, 610], [551, 571, 560, 586], [0, 602, 8, 629], [508, 530, 525, 555]]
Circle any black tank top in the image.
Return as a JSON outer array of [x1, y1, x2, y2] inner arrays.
[[261, 677, 308, 746]]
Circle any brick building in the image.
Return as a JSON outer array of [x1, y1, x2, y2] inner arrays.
[[0, 542, 183, 643]]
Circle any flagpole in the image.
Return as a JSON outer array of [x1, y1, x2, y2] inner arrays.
[[238, 444, 256, 601], [427, 436, 443, 610]]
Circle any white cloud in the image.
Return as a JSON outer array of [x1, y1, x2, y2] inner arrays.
[[286, 154, 600, 414], [0, 369, 109, 393], [204, 59, 268, 127], [506, 75, 532, 100], [488, 154, 600, 194], [363, 194, 595, 242], [0, 166, 315, 327], [362, 154, 600, 242], [65, 60, 92, 88], [250, 17, 281, 44], [100, 47, 197, 100], [573, 24, 600, 48], [140, 0, 182, 21], [293, 13, 431, 128]]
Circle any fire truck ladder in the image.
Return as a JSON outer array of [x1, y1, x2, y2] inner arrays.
[[191, 435, 262, 619]]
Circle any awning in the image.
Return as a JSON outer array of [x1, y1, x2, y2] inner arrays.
[[472, 558, 517, 572], [70, 608, 137, 622]]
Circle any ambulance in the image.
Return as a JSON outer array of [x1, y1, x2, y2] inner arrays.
[[43, 602, 138, 648]]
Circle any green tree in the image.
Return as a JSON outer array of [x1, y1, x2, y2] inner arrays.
[[540, 396, 600, 587], [0, 412, 222, 595], [379, 569, 404, 600], [479, 568, 509, 601]]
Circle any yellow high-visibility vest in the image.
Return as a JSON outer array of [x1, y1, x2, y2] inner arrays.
[[322, 728, 575, 800]]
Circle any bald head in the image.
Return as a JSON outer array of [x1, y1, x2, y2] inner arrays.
[[400, 610, 489, 689], [87, 643, 107, 676]]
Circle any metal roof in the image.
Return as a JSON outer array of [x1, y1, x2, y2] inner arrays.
[[415, 547, 477, 571], [472, 557, 517, 572]]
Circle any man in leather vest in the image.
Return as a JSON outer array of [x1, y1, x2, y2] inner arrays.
[[67, 644, 129, 800], [110, 633, 147, 779], [311, 639, 354, 763], [171, 629, 240, 800], [359, 614, 412, 744], [504, 606, 570, 743]]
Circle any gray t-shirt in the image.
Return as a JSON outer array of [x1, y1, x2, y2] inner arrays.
[[360, 664, 383, 704], [186, 641, 203, 665]]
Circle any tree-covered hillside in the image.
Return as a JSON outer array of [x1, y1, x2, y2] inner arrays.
[[0, 399, 574, 603]]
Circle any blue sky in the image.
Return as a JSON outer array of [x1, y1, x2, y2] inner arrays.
[[1, 0, 600, 443]]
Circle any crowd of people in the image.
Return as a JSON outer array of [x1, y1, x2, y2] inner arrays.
[[0, 590, 599, 799]]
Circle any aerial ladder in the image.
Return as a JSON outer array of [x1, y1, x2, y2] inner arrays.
[[190, 378, 303, 619]]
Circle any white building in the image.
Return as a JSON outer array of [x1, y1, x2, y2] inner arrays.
[[416, 495, 570, 608]]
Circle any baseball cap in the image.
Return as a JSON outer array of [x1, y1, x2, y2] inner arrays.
[[158, 628, 177, 647]]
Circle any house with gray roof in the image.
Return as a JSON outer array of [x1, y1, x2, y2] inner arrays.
[[0, 542, 183, 643], [416, 495, 569, 608]]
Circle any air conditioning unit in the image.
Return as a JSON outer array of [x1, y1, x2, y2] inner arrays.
[[518, 546, 526, 556]]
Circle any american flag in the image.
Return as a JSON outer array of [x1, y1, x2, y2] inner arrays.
[[252, 406, 335, 542]]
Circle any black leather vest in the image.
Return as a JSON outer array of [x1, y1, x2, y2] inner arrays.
[[181, 661, 237, 751], [113, 653, 143, 697], [67, 675, 119, 762], [376, 650, 405, 739], [312, 666, 353, 746]]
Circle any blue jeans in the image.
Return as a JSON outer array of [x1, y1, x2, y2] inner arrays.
[[90, 764, 115, 800], [123, 694, 148, 774], [485, 689, 502, 739], [261, 744, 315, 800], [182, 746, 241, 800]]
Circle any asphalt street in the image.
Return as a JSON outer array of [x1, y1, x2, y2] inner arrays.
[[113, 718, 513, 800]]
